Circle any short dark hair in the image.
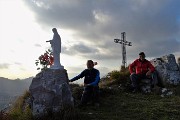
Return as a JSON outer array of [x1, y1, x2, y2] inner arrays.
[[87, 60, 94, 64], [139, 52, 145, 56]]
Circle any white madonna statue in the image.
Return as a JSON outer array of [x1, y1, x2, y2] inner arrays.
[[46, 28, 64, 69]]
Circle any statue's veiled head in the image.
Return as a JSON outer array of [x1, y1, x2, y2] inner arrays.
[[52, 28, 57, 33]]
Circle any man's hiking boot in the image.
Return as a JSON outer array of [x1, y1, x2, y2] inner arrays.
[[77, 103, 87, 109], [131, 87, 140, 93], [132, 89, 138, 93], [94, 103, 100, 107]]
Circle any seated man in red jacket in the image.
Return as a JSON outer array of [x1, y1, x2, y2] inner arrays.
[[129, 52, 159, 92]]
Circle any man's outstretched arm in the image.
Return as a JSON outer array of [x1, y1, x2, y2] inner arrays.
[[69, 70, 85, 82]]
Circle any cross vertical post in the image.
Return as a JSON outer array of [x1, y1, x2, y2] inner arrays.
[[114, 32, 132, 68]]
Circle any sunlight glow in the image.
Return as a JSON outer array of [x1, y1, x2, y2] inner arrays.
[[0, 0, 81, 79]]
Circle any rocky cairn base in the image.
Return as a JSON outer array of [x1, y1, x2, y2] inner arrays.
[[29, 68, 74, 119]]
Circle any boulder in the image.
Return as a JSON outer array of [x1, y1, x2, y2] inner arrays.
[[29, 68, 74, 118], [178, 57, 180, 71], [150, 54, 180, 85]]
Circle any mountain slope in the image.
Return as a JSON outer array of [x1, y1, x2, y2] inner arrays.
[[0, 77, 33, 110]]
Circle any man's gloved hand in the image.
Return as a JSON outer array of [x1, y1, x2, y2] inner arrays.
[[84, 83, 90, 87], [146, 70, 151, 76], [131, 72, 136, 75]]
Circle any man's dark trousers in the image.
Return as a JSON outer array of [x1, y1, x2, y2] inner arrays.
[[81, 86, 99, 105], [130, 72, 158, 90]]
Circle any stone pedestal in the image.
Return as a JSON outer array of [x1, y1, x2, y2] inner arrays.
[[50, 64, 64, 70], [29, 68, 74, 118]]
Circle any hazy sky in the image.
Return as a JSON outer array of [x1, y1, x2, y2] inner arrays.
[[0, 0, 180, 80]]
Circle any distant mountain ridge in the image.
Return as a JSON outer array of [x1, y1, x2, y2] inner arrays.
[[0, 77, 33, 110]]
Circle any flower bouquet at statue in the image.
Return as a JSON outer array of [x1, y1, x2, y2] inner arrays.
[[35, 49, 54, 71]]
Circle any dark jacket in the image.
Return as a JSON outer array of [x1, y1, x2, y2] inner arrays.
[[70, 68, 100, 86]]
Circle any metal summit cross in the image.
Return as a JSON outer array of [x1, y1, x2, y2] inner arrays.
[[114, 32, 132, 67]]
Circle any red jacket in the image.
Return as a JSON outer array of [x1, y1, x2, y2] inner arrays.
[[129, 59, 155, 74]]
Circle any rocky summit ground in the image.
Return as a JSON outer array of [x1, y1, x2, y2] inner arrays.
[[1, 69, 180, 120]]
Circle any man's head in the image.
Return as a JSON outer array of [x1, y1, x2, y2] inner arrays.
[[87, 60, 94, 69], [139, 52, 146, 61]]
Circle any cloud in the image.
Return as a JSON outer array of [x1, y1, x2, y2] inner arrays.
[[24, 0, 180, 61], [0, 63, 10, 69], [62, 43, 99, 55]]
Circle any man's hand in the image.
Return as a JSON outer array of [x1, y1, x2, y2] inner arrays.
[[146, 70, 151, 76], [46, 40, 52, 44], [84, 83, 90, 87], [46, 40, 51, 42], [131, 72, 136, 75]]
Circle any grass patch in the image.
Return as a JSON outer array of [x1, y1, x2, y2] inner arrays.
[[8, 90, 33, 120], [72, 68, 180, 120], [75, 89, 180, 120]]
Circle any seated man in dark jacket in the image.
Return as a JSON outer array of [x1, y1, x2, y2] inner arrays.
[[69, 60, 100, 106], [129, 52, 162, 92]]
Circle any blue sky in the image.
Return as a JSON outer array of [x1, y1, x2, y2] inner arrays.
[[0, 0, 180, 80]]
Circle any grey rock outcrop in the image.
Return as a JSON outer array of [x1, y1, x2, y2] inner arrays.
[[29, 68, 74, 118], [178, 57, 180, 71], [150, 54, 180, 85]]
